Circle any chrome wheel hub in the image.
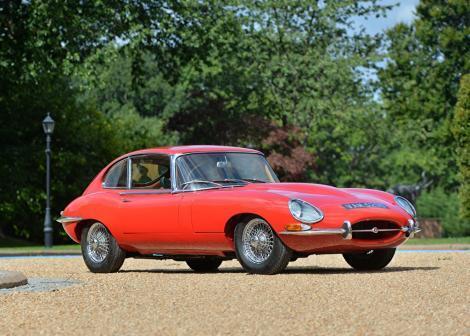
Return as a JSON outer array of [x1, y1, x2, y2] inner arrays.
[[86, 223, 110, 263], [242, 219, 274, 264]]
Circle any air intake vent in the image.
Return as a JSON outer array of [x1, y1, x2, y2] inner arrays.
[[352, 221, 401, 240]]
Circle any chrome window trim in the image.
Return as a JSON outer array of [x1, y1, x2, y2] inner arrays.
[[128, 154, 172, 191], [103, 154, 173, 191], [170, 154, 178, 193], [126, 157, 132, 189], [102, 157, 130, 190], [170, 151, 275, 193]]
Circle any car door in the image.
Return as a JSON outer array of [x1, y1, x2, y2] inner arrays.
[[188, 188, 241, 233], [118, 154, 183, 250]]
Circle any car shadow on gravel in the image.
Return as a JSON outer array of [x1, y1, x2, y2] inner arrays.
[[283, 266, 439, 274], [119, 267, 246, 274], [119, 266, 439, 275]]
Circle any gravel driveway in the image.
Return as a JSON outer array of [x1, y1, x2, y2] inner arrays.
[[0, 252, 468, 336]]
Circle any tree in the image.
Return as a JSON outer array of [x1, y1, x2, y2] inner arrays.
[[378, 0, 469, 189], [453, 74, 470, 222], [237, 1, 391, 186], [0, 0, 167, 241]]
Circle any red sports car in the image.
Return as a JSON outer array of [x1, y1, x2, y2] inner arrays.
[[58, 146, 420, 274]]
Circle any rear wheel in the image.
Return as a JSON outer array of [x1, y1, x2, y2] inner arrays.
[[81, 222, 126, 273], [343, 248, 396, 271], [186, 258, 222, 272], [235, 218, 292, 275]]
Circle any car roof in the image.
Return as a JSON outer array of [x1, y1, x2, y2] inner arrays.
[[126, 145, 263, 156]]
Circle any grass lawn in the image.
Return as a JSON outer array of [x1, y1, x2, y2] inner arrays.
[[0, 244, 81, 252], [0, 237, 80, 253]]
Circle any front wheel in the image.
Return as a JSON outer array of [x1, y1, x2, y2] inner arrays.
[[186, 258, 222, 272], [343, 248, 396, 271], [235, 218, 292, 275], [81, 222, 126, 273]]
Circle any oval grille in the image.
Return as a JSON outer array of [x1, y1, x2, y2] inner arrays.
[[352, 221, 401, 240]]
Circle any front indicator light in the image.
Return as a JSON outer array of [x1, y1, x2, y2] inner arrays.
[[285, 223, 311, 231]]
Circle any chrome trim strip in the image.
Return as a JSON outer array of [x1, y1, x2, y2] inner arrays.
[[170, 154, 178, 193], [281, 221, 353, 239], [120, 190, 172, 196], [56, 216, 82, 224], [352, 228, 402, 233], [126, 157, 132, 189], [280, 228, 344, 236]]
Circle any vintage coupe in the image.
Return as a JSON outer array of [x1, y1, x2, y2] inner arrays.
[[58, 146, 420, 274]]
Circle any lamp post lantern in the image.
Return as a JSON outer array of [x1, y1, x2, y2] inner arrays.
[[42, 113, 55, 248]]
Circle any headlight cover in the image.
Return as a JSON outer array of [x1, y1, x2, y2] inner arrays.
[[288, 199, 324, 223], [395, 196, 417, 218]]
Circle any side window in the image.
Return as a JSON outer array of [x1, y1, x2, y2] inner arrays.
[[131, 155, 171, 189], [103, 159, 128, 188]]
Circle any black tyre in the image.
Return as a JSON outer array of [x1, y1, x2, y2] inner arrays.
[[235, 217, 292, 275], [186, 258, 222, 272], [81, 222, 126, 273], [343, 248, 396, 271]]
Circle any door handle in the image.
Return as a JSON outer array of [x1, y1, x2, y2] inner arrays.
[[121, 198, 131, 203]]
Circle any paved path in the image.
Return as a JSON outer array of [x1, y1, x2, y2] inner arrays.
[[400, 244, 470, 250], [0, 253, 468, 335]]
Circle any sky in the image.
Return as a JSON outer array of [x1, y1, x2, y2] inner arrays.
[[355, 0, 420, 34], [351, 0, 421, 91]]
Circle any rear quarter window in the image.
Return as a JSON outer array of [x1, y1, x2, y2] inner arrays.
[[103, 159, 128, 188]]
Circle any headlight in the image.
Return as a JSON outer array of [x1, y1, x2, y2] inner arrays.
[[395, 196, 416, 218], [288, 199, 324, 223]]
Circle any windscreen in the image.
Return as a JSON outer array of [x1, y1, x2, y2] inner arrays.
[[176, 153, 279, 189]]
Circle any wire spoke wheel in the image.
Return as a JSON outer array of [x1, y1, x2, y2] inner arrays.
[[86, 223, 111, 263], [241, 218, 275, 264]]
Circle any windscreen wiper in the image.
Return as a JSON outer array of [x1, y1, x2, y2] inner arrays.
[[211, 179, 250, 185], [181, 180, 223, 189], [240, 178, 267, 183]]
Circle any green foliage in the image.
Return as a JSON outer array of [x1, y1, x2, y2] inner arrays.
[[416, 188, 470, 237], [1, 0, 469, 241], [378, 0, 470, 189], [0, 76, 121, 241], [453, 74, 470, 221], [76, 47, 179, 151]]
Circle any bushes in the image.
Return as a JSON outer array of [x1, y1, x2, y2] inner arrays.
[[417, 188, 470, 237]]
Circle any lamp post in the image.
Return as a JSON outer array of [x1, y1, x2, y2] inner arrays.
[[42, 113, 55, 248]]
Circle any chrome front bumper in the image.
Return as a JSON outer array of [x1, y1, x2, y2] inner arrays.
[[280, 219, 421, 240]]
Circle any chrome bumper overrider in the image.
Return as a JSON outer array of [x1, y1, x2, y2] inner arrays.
[[56, 216, 82, 224], [280, 219, 421, 240]]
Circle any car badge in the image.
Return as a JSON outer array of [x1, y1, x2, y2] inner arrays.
[[342, 202, 389, 210]]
